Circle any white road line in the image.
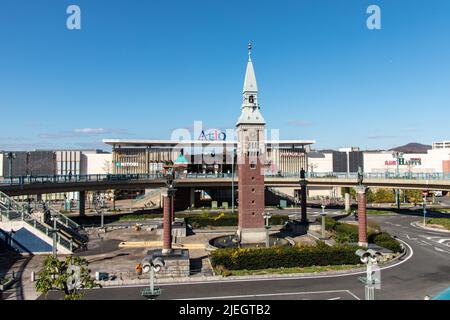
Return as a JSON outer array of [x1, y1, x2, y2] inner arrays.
[[103, 239, 414, 291], [434, 247, 450, 254], [328, 297, 341, 300], [437, 239, 450, 244], [175, 290, 357, 300]]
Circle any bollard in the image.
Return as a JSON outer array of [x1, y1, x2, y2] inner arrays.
[[30, 271, 35, 282]]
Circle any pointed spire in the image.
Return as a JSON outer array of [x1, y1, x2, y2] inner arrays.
[[243, 42, 258, 93]]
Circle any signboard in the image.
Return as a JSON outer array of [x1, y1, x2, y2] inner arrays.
[[422, 191, 428, 197], [198, 129, 227, 141], [115, 162, 139, 167]]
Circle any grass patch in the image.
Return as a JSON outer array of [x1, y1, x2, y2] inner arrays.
[[367, 209, 394, 215], [426, 218, 450, 230], [225, 264, 362, 276]]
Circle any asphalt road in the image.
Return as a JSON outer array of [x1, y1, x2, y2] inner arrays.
[[44, 209, 450, 300]]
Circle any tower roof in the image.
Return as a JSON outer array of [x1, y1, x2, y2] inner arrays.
[[242, 44, 258, 93], [237, 42, 265, 126]]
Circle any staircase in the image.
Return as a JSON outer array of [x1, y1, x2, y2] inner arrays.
[[266, 187, 300, 206], [0, 191, 87, 253], [41, 203, 89, 250], [132, 189, 162, 209]]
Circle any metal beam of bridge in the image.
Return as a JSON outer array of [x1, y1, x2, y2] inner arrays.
[[1, 173, 449, 196]]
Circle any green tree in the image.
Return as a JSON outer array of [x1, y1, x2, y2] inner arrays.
[[36, 255, 101, 300], [402, 189, 422, 204]]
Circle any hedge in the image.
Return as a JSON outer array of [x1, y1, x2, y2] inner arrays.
[[210, 242, 361, 270], [369, 232, 402, 253], [318, 217, 401, 252], [184, 213, 288, 228]]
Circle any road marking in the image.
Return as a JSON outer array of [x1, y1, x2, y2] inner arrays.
[[328, 297, 341, 300], [419, 240, 433, 246], [174, 290, 359, 300], [102, 239, 414, 291], [437, 238, 450, 244], [434, 247, 450, 254]]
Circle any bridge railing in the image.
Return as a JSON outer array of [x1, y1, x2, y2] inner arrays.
[[1, 171, 449, 187]]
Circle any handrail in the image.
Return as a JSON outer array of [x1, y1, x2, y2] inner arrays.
[[0, 171, 449, 187], [0, 191, 74, 251]]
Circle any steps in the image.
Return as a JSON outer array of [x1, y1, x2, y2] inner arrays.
[[132, 189, 162, 209], [0, 191, 87, 254], [266, 187, 300, 206]]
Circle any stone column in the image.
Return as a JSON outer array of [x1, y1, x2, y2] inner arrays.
[[79, 191, 86, 216], [300, 180, 307, 223], [356, 186, 368, 247], [162, 191, 172, 254], [190, 188, 195, 209], [344, 187, 351, 212]]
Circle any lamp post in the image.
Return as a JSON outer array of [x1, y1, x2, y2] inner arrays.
[[6, 152, 16, 184], [141, 256, 165, 299], [423, 193, 427, 226], [392, 152, 403, 209], [320, 205, 326, 239], [356, 249, 382, 300], [231, 148, 236, 214], [50, 211, 59, 258], [262, 212, 272, 248]]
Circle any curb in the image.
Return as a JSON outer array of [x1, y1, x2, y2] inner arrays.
[[411, 221, 450, 233], [98, 245, 409, 288]]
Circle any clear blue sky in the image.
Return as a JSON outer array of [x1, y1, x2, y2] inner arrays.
[[0, 0, 449, 151]]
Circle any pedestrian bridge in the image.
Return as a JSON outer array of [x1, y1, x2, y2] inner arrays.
[[0, 172, 449, 196]]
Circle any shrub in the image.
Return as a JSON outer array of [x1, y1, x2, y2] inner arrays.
[[210, 244, 361, 270], [184, 213, 288, 228], [214, 265, 232, 277], [370, 232, 402, 253]]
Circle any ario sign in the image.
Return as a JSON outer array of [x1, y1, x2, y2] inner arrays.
[[198, 129, 226, 141]]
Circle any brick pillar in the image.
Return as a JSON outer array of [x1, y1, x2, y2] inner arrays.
[[356, 186, 368, 247], [300, 180, 307, 223], [162, 193, 172, 254]]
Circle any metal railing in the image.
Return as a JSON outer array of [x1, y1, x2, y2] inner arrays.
[[0, 171, 449, 187], [0, 191, 74, 252]]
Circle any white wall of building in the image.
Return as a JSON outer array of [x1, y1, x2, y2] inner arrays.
[[364, 150, 450, 174], [85, 153, 112, 174], [0, 153, 3, 178], [308, 153, 333, 173]]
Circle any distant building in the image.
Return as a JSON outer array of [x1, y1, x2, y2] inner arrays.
[[433, 141, 450, 149]]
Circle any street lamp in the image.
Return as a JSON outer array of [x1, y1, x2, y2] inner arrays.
[[262, 212, 272, 248], [356, 249, 382, 300], [392, 152, 403, 209], [50, 211, 59, 258], [6, 152, 16, 184], [231, 148, 236, 214], [141, 256, 165, 300], [320, 205, 327, 239], [423, 194, 427, 226]]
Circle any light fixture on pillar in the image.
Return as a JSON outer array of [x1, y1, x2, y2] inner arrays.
[[356, 166, 368, 247], [161, 155, 187, 254]]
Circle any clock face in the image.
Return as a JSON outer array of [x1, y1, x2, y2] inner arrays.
[[251, 130, 257, 138]]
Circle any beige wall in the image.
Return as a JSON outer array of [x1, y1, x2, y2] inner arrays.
[[85, 153, 112, 174]]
